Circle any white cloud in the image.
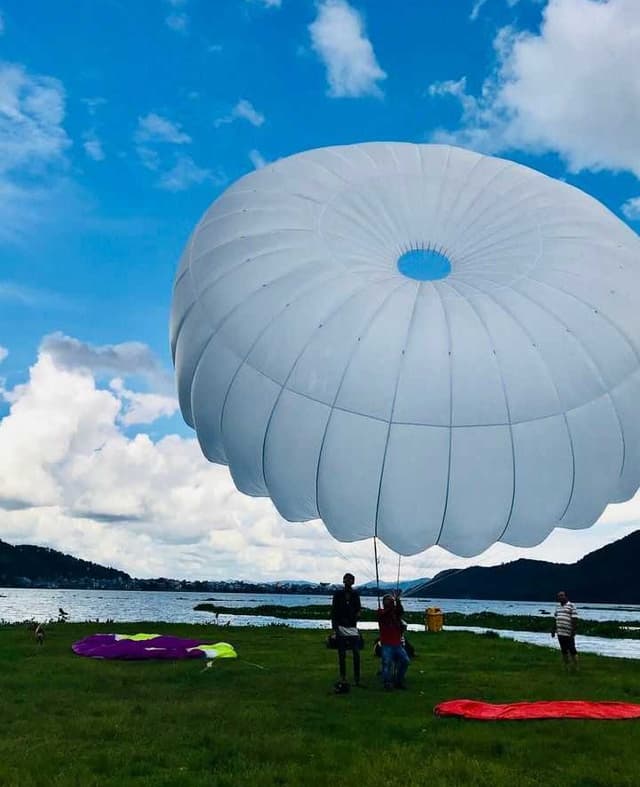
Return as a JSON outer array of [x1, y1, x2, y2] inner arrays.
[[157, 154, 220, 192], [246, 0, 282, 7], [429, 0, 640, 178], [81, 97, 106, 116], [0, 280, 71, 309], [621, 197, 640, 221], [470, 0, 533, 21], [165, 12, 188, 33], [0, 338, 384, 580], [1, 335, 639, 581], [136, 146, 160, 172], [0, 61, 70, 175], [135, 112, 191, 145], [133, 113, 214, 191], [215, 99, 265, 128], [40, 332, 174, 393], [470, 0, 490, 20], [109, 378, 178, 426], [0, 177, 87, 246], [83, 131, 105, 161], [428, 77, 469, 102], [249, 148, 267, 169], [308, 0, 386, 98]]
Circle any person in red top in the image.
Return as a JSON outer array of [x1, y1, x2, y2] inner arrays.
[[377, 593, 410, 689]]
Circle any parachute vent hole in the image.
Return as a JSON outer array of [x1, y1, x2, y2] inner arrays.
[[397, 247, 451, 281]]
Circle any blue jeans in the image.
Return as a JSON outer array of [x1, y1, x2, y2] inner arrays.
[[381, 644, 410, 686]]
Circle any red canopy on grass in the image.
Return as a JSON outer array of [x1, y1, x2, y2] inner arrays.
[[434, 700, 640, 721]]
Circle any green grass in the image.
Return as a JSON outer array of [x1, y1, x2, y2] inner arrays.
[[2, 623, 640, 787], [194, 603, 640, 638]]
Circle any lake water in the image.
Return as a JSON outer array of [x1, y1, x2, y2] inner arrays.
[[2, 588, 640, 624], [2, 588, 640, 660]]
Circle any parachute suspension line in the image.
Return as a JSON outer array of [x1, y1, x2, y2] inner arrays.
[[373, 536, 381, 608], [396, 554, 402, 595]]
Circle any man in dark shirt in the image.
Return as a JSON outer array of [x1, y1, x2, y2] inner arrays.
[[331, 573, 362, 686], [377, 593, 410, 689]]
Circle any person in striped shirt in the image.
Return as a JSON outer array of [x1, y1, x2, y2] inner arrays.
[[551, 591, 578, 671]]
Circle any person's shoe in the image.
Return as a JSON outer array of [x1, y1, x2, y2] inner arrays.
[[383, 682, 394, 690], [394, 681, 407, 690]]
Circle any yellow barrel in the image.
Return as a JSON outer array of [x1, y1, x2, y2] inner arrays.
[[425, 607, 444, 633]]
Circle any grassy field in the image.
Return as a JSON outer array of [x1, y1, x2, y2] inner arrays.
[[2, 623, 640, 787]]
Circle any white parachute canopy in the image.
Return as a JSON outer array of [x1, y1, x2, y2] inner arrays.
[[171, 143, 640, 558]]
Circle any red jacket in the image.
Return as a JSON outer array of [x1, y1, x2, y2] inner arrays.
[[377, 606, 404, 646]]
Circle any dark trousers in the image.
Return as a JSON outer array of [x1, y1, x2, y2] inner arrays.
[[337, 636, 360, 683]]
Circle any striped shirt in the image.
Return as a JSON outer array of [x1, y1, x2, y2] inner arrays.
[[555, 601, 577, 636]]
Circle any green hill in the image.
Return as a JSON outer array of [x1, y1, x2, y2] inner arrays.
[[0, 539, 130, 588], [409, 530, 640, 602]]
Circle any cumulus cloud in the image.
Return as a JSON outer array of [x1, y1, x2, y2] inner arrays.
[[0, 60, 72, 240], [1, 335, 639, 581], [249, 148, 267, 169], [83, 131, 105, 161], [308, 0, 386, 98], [245, 0, 282, 7], [135, 112, 191, 145], [164, 0, 188, 31], [214, 99, 265, 128], [157, 154, 222, 192], [109, 378, 178, 426], [0, 62, 70, 174], [470, 0, 530, 20], [0, 338, 383, 579], [621, 197, 640, 221], [0, 177, 88, 246], [133, 113, 215, 191], [429, 0, 640, 178], [81, 97, 107, 116], [470, 0, 491, 20], [40, 332, 174, 393], [165, 12, 188, 33]]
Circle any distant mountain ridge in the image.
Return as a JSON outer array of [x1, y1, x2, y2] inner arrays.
[[406, 530, 640, 603], [0, 540, 420, 595], [1, 532, 639, 602]]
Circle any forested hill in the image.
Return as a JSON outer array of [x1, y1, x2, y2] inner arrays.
[[0, 540, 130, 588], [3, 530, 639, 601], [409, 530, 640, 603]]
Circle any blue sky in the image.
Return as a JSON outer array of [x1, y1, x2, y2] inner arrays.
[[1, 0, 639, 581]]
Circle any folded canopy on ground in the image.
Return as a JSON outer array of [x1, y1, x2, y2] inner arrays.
[[72, 633, 237, 660], [434, 699, 640, 720]]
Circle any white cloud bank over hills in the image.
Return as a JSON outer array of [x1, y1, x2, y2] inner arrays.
[[1, 336, 639, 582], [430, 0, 640, 180]]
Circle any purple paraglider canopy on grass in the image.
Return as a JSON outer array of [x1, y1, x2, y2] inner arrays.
[[72, 633, 237, 661]]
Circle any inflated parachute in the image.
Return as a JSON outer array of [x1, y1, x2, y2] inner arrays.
[[171, 143, 640, 557]]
